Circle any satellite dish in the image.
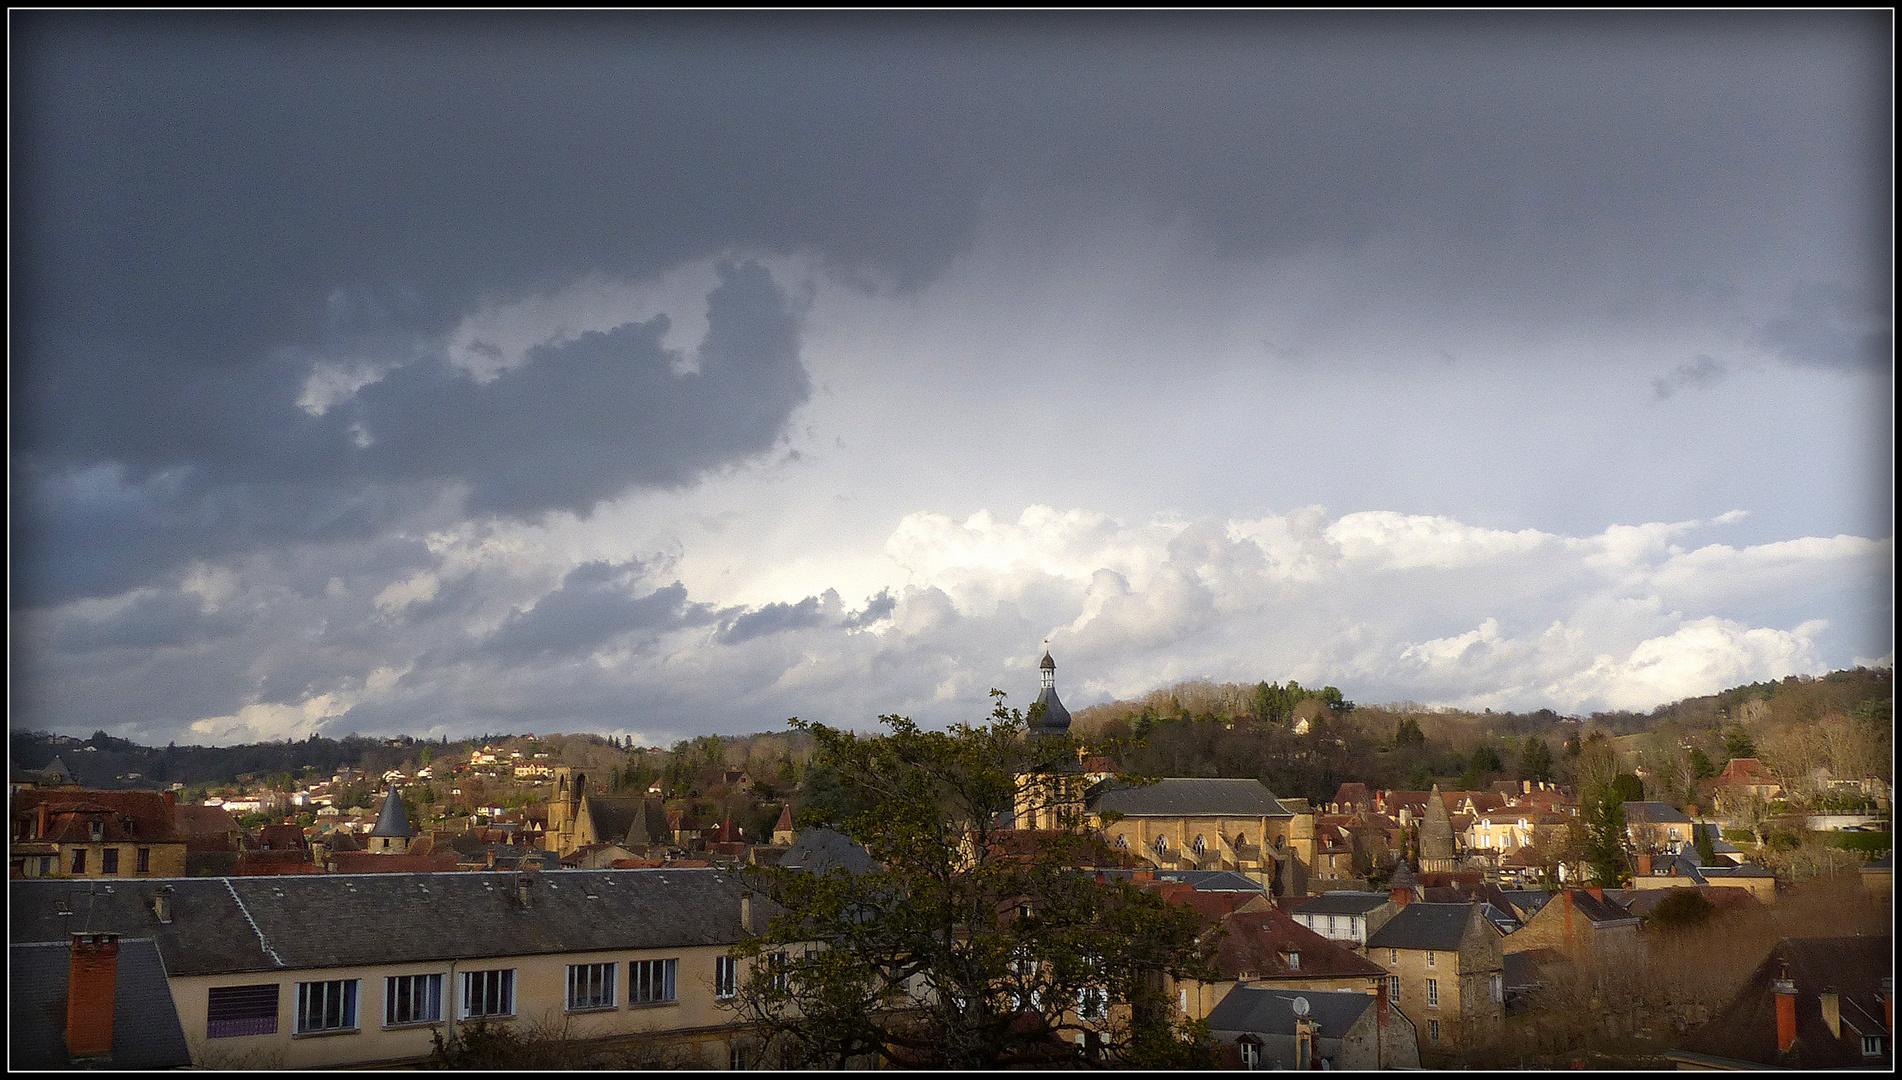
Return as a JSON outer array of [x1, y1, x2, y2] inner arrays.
[[1292, 996, 1310, 1017]]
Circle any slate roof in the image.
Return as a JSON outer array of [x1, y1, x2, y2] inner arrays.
[[10, 938, 193, 1070], [1029, 652, 1072, 734], [1673, 936, 1893, 1069], [12, 869, 774, 978], [1624, 801, 1694, 824], [1555, 888, 1638, 924], [1087, 777, 1293, 818], [366, 786, 414, 838], [585, 796, 672, 847], [1155, 869, 1267, 893], [777, 827, 875, 874], [1206, 984, 1375, 1038], [1294, 892, 1392, 916], [1364, 902, 1481, 951]]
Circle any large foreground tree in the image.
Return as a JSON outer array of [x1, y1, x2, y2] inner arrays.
[[726, 694, 1217, 1068]]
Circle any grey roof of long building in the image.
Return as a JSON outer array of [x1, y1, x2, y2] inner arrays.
[[11, 870, 772, 978], [1365, 902, 1480, 951], [1294, 892, 1392, 916], [10, 937, 193, 1069], [1087, 777, 1293, 818], [1205, 984, 1374, 1037]]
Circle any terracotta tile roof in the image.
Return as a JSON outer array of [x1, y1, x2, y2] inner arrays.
[[14, 790, 181, 844], [1212, 906, 1389, 981]]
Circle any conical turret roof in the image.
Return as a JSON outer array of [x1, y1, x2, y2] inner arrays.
[[367, 786, 415, 838]]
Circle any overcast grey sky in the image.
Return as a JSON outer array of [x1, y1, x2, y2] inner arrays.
[[11, 12, 1892, 747]]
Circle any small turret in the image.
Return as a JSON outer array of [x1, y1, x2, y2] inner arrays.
[[1029, 650, 1072, 736]]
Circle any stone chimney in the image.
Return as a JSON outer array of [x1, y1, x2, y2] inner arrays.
[[152, 885, 173, 924], [1773, 966, 1798, 1053], [1820, 987, 1841, 1039], [1374, 978, 1390, 1069], [66, 932, 121, 1062], [739, 892, 753, 934], [1293, 1009, 1318, 1071]]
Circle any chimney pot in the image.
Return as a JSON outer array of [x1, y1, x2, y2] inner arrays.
[[66, 932, 121, 1062], [1773, 973, 1798, 1052]]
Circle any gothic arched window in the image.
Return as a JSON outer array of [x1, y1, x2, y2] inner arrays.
[[1192, 835, 1206, 855]]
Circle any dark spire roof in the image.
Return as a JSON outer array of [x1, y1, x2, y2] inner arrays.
[[367, 787, 414, 838], [1029, 650, 1071, 735]]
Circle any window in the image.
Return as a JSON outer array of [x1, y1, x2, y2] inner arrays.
[[206, 984, 279, 1039], [1079, 985, 1108, 1021], [630, 958, 677, 1005], [384, 973, 443, 1026], [136, 847, 151, 873], [1388, 976, 1400, 1000], [566, 962, 616, 1010], [715, 955, 738, 1000], [729, 1044, 750, 1070], [101, 847, 119, 874], [460, 969, 514, 1019], [1426, 978, 1438, 1008], [1863, 1035, 1886, 1057], [38, 855, 53, 876], [1153, 835, 1168, 855], [1426, 950, 1436, 967], [90, 820, 105, 841], [1114, 834, 1127, 848], [1286, 952, 1301, 970], [1428, 1019, 1440, 1044], [769, 952, 790, 992], [72, 849, 87, 874], [1491, 973, 1503, 1004], [1238, 1039, 1260, 1070], [1388, 948, 1397, 964], [295, 979, 359, 1034], [1192, 835, 1206, 855]]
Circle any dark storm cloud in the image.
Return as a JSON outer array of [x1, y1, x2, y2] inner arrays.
[[719, 595, 828, 646], [1758, 283, 1893, 371], [1651, 355, 1729, 400], [45, 592, 245, 653], [481, 563, 710, 662], [843, 589, 897, 629], [11, 11, 1883, 617]]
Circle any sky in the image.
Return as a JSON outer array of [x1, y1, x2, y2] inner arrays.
[[11, 12, 1893, 749]]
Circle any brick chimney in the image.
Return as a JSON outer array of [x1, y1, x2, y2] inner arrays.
[[1390, 882, 1411, 907], [162, 790, 177, 811], [1820, 987, 1840, 1039], [1773, 966, 1798, 1053], [66, 932, 121, 1062], [1585, 885, 1604, 902]]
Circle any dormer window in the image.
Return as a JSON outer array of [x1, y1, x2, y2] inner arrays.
[[1285, 951, 1300, 970], [1863, 1036, 1887, 1057], [89, 820, 105, 841]]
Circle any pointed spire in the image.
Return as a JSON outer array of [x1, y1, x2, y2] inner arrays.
[[1029, 646, 1071, 735], [367, 786, 414, 838]]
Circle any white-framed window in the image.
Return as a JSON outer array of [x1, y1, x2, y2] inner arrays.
[[1426, 978, 1438, 1008], [1238, 1038, 1260, 1069], [1328, 915, 1339, 935], [1491, 973, 1503, 1004], [384, 973, 443, 1026], [1426, 950, 1435, 968], [1862, 1035, 1886, 1057], [1388, 975, 1400, 1000], [460, 968, 515, 1019], [1388, 948, 1398, 964], [1079, 985, 1108, 1021], [1428, 1019, 1440, 1044], [769, 952, 790, 992], [206, 983, 280, 1039], [630, 958, 678, 1005], [729, 1043, 750, 1070], [567, 962, 617, 1010], [295, 979, 359, 1034], [715, 955, 738, 1000]]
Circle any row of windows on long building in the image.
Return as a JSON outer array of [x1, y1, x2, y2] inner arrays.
[[201, 953, 788, 1039]]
